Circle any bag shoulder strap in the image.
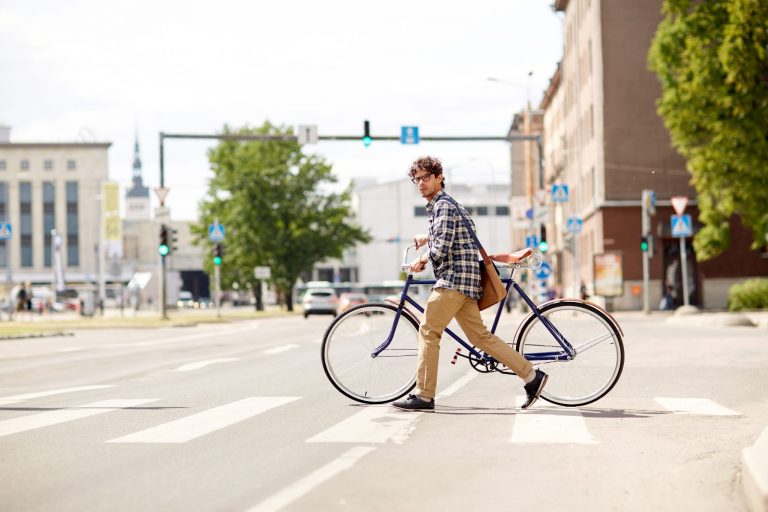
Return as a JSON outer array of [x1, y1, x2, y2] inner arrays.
[[437, 194, 492, 264]]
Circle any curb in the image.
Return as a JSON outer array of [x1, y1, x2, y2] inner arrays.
[[743, 426, 768, 512]]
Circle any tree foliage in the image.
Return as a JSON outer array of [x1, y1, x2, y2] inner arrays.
[[648, 0, 768, 260], [193, 122, 371, 310]]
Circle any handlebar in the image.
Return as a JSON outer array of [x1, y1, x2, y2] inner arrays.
[[400, 244, 543, 273]]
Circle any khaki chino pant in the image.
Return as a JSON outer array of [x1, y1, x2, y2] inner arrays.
[[416, 287, 534, 399]]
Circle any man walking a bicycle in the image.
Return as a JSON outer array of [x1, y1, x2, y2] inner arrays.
[[393, 156, 548, 411]]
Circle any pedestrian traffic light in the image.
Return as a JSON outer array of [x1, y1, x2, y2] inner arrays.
[[158, 224, 169, 256], [362, 120, 372, 147], [640, 235, 649, 252], [538, 225, 549, 253], [213, 243, 223, 265]]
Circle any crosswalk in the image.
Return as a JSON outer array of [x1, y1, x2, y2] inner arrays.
[[0, 386, 743, 445]]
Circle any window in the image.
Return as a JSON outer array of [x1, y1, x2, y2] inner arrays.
[[413, 206, 427, 217], [20, 159, 30, 171], [66, 181, 79, 266], [20, 182, 32, 267], [0, 182, 6, 267], [0, 160, 5, 170], [67, 159, 76, 170], [44, 182, 55, 267], [465, 207, 474, 216], [476, 206, 488, 216], [495, 206, 510, 216], [44, 159, 53, 170]]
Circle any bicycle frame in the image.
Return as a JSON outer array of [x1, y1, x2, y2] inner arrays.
[[372, 266, 576, 365]]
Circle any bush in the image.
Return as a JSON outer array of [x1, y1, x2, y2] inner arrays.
[[728, 278, 768, 311]]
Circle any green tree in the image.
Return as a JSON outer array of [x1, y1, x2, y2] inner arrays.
[[648, 0, 768, 260], [193, 122, 371, 311]]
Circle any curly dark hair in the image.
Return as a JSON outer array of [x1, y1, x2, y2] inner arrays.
[[408, 156, 445, 189]]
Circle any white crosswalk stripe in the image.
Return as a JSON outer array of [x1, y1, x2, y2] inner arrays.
[[107, 397, 300, 444], [307, 406, 421, 444], [0, 399, 159, 438], [654, 397, 741, 416], [510, 396, 598, 444]]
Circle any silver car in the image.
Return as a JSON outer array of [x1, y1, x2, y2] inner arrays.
[[302, 288, 338, 318]]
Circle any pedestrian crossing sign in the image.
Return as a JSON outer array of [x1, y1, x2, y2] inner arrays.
[[552, 184, 569, 203], [0, 222, 11, 240], [671, 214, 692, 238], [208, 223, 226, 242]]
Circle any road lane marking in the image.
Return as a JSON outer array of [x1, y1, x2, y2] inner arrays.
[[307, 406, 422, 444], [107, 397, 300, 444], [173, 358, 239, 372], [510, 397, 598, 444], [263, 344, 300, 355], [109, 324, 258, 349], [244, 446, 375, 512], [654, 397, 740, 416], [0, 385, 116, 405], [0, 399, 158, 438]]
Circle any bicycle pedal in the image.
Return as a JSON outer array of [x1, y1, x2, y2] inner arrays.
[[451, 348, 461, 365]]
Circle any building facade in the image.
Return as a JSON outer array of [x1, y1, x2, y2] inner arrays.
[[539, 0, 768, 309], [0, 126, 110, 297], [319, 178, 513, 286]]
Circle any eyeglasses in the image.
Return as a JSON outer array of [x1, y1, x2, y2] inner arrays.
[[411, 174, 433, 184]]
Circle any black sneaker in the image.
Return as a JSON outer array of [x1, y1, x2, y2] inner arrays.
[[392, 394, 435, 411], [521, 369, 548, 409]]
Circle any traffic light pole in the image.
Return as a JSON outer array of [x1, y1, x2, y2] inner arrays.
[[641, 191, 650, 314], [160, 254, 168, 320], [214, 264, 221, 319]]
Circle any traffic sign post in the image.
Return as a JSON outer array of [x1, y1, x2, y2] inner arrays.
[[640, 189, 655, 314], [671, 214, 693, 307], [552, 184, 569, 203], [566, 216, 583, 235]]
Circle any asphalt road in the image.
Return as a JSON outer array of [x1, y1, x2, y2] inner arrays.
[[1, 311, 766, 512]]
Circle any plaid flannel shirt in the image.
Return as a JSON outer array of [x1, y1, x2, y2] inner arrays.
[[426, 190, 481, 299]]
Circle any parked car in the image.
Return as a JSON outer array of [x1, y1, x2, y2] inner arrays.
[[339, 292, 367, 312], [302, 288, 338, 318], [177, 291, 195, 309]]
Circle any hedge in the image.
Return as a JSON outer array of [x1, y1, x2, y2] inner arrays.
[[728, 278, 768, 311]]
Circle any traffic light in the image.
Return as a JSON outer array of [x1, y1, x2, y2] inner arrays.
[[362, 120, 372, 147], [213, 243, 223, 266], [538, 225, 549, 253], [640, 235, 649, 253], [158, 224, 169, 256]]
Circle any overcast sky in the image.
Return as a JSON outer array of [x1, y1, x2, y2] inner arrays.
[[0, 0, 563, 220]]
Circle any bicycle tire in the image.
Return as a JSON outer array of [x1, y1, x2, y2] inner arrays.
[[515, 300, 624, 407], [321, 302, 419, 404]]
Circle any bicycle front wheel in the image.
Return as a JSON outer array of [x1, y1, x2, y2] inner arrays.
[[321, 303, 419, 404], [515, 300, 624, 407]]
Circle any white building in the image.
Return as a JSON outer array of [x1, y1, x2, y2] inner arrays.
[[311, 178, 513, 285], [0, 126, 109, 293]]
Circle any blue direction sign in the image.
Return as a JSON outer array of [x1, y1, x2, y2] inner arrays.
[[552, 184, 569, 203], [401, 126, 419, 144], [208, 223, 225, 242], [566, 216, 583, 234], [525, 235, 539, 249], [671, 214, 692, 238], [534, 261, 552, 279], [0, 222, 11, 240]]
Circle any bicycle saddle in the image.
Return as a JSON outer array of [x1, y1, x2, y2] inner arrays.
[[490, 248, 533, 263]]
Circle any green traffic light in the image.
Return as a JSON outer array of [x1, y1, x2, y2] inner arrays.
[[538, 240, 549, 253], [158, 244, 169, 256], [363, 136, 372, 147], [213, 256, 222, 266], [641, 241, 649, 252]]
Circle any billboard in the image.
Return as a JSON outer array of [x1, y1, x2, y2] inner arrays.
[[593, 252, 623, 297]]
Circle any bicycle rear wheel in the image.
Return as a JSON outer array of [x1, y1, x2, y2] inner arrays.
[[515, 300, 624, 407], [321, 303, 419, 404]]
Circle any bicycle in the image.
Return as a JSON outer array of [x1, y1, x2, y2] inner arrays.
[[321, 245, 625, 407]]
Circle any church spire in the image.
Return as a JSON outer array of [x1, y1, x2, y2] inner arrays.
[[132, 134, 142, 180]]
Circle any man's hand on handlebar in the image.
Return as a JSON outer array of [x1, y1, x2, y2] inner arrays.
[[413, 234, 428, 249], [409, 255, 428, 273]]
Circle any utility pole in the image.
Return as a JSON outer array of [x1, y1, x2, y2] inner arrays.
[[641, 189, 655, 314]]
